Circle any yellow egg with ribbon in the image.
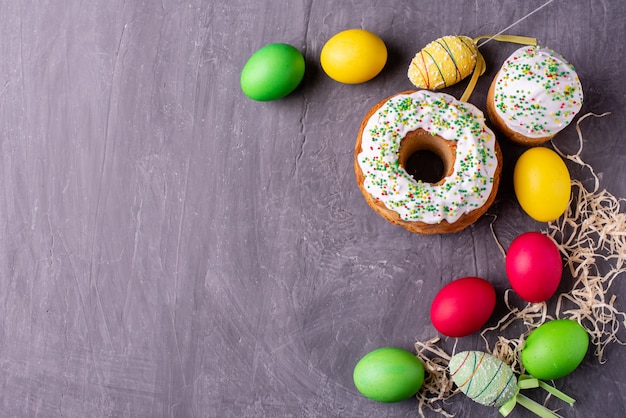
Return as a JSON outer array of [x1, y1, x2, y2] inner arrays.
[[408, 36, 479, 90], [407, 34, 537, 102]]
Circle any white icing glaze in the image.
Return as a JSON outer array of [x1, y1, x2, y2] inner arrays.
[[492, 46, 583, 138], [357, 91, 498, 224]]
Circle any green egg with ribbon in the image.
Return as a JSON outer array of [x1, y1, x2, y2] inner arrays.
[[449, 351, 517, 408], [449, 351, 576, 417]]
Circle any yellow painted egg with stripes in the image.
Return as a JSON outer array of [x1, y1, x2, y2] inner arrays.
[[408, 35, 478, 90]]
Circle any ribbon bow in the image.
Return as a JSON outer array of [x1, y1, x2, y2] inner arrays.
[[499, 374, 576, 418]]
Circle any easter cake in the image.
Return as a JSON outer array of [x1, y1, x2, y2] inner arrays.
[[486, 45, 584, 146], [354, 90, 502, 234]]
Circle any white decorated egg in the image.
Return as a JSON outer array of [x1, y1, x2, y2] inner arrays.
[[449, 351, 517, 408]]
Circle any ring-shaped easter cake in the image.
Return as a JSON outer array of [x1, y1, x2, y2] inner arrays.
[[354, 90, 502, 234]]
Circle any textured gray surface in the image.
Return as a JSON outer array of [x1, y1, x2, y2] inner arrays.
[[1, 0, 625, 417]]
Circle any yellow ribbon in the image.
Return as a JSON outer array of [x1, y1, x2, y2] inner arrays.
[[459, 35, 537, 103], [459, 51, 486, 102], [474, 34, 538, 47]]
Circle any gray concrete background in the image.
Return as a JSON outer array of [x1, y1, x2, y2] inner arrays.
[[1, 1, 624, 417]]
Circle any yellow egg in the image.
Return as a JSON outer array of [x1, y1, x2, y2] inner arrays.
[[320, 29, 387, 84], [514, 147, 571, 222], [408, 35, 478, 90]]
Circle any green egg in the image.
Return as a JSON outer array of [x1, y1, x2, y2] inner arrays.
[[521, 319, 589, 380], [240, 43, 305, 101], [353, 347, 425, 403]]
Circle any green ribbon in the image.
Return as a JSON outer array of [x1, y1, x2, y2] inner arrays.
[[498, 375, 575, 417]]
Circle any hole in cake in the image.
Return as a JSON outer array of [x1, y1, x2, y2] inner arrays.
[[399, 129, 455, 185], [404, 150, 444, 184]]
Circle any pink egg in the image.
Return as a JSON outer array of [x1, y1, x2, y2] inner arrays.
[[505, 232, 562, 303], [430, 277, 496, 338]]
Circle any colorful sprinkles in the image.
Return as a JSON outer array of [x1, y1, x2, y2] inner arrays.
[[357, 91, 498, 224], [493, 45, 583, 138]]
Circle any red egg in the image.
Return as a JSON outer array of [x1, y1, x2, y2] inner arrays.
[[506, 232, 562, 303], [430, 277, 496, 338]]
